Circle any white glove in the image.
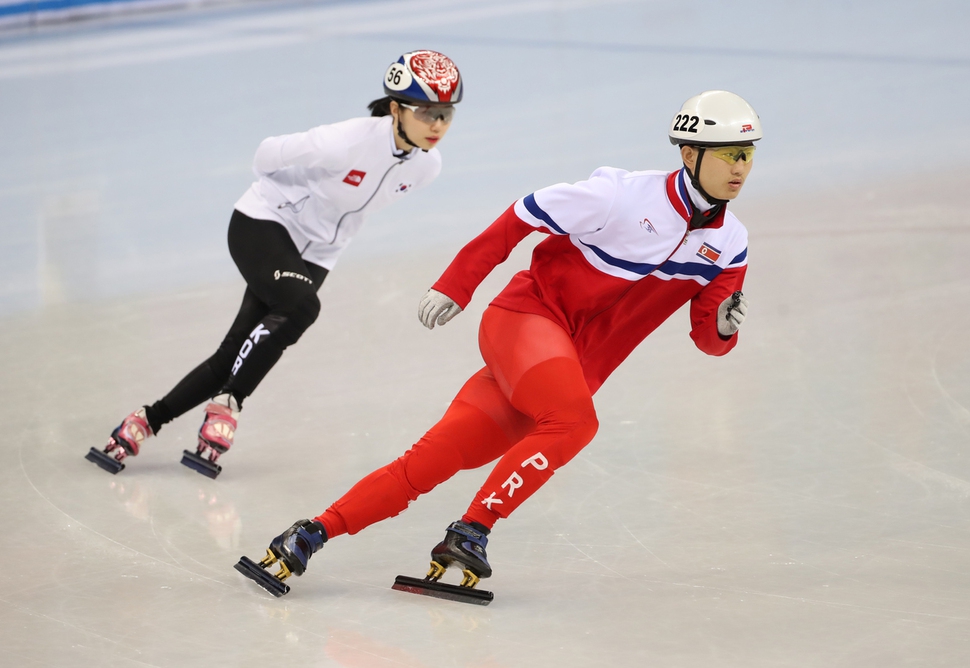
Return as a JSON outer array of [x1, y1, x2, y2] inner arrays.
[[418, 289, 462, 329], [716, 291, 749, 337]]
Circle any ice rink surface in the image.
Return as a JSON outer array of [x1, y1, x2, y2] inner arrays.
[[2, 0, 970, 665]]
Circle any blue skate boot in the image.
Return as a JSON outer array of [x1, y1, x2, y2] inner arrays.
[[429, 520, 492, 586], [392, 520, 494, 605], [235, 519, 327, 597]]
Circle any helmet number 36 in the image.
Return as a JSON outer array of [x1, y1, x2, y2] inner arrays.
[[673, 114, 700, 133]]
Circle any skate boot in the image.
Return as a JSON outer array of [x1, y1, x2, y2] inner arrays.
[[235, 519, 327, 597], [181, 394, 239, 479], [86, 407, 153, 474], [392, 521, 495, 605], [430, 520, 493, 585]]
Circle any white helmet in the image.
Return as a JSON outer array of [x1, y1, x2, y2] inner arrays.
[[669, 90, 762, 146]]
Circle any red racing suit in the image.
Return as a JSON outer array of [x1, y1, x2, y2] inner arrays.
[[316, 166, 748, 537]]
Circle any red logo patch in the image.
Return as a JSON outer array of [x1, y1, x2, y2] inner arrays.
[[343, 170, 366, 186], [409, 51, 460, 100]]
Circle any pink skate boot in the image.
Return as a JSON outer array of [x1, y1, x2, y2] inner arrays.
[[86, 408, 153, 474], [181, 394, 240, 479]]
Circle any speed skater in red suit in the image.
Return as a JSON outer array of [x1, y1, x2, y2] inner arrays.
[[235, 90, 762, 598]]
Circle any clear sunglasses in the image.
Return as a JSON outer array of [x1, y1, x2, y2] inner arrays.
[[398, 102, 456, 124]]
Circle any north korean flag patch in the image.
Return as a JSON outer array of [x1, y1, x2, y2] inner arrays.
[[696, 243, 721, 264], [343, 170, 366, 186]]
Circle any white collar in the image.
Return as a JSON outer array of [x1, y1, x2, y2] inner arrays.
[[683, 170, 715, 213]]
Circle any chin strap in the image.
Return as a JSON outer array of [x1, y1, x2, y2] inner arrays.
[[396, 114, 422, 151], [685, 148, 729, 206], [684, 147, 728, 229]]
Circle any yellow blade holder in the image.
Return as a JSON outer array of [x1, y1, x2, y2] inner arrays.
[[392, 561, 493, 605]]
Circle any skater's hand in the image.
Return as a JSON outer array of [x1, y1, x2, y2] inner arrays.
[[717, 291, 748, 337], [419, 289, 462, 329]]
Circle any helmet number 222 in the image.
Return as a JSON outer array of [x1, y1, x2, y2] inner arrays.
[[673, 114, 700, 133]]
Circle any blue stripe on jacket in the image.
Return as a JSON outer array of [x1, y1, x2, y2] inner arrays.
[[578, 241, 660, 275], [523, 194, 567, 235], [654, 260, 723, 281]]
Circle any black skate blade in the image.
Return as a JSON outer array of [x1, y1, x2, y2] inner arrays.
[[180, 450, 222, 479], [234, 556, 290, 597], [392, 575, 493, 606], [85, 447, 124, 474]]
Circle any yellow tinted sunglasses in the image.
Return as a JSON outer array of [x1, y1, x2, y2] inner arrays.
[[709, 145, 757, 164]]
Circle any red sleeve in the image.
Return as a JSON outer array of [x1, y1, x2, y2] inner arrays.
[[431, 204, 545, 309], [689, 266, 747, 356]]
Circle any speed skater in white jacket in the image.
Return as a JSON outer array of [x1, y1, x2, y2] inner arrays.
[[87, 50, 463, 478], [235, 114, 440, 270]]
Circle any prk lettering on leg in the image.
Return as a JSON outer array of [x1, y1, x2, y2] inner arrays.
[[502, 472, 524, 497], [521, 453, 548, 471], [481, 452, 549, 508]]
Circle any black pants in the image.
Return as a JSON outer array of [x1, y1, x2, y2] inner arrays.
[[145, 211, 328, 433]]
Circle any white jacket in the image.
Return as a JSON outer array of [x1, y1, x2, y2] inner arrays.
[[235, 115, 441, 269]]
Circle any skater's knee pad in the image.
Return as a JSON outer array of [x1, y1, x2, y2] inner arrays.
[[387, 457, 430, 498], [285, 292, 321, 336], [395, 437, 465, 496], [531, 399, 599, 470], [265, 293, 321, 347]]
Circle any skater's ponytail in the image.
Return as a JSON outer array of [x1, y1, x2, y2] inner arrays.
[[367, 96, 394, 117]]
